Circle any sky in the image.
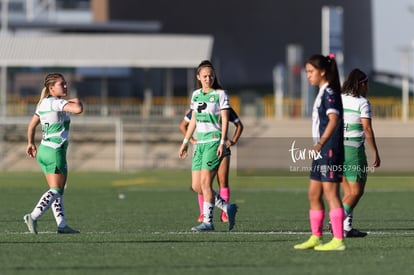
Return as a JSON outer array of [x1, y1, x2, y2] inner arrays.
[[373, 0, 414, 75]]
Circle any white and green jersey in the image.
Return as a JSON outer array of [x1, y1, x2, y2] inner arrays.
[[36, 96, 70, 149], [341, 93, 371, 147], [190, 88, 230, 144]]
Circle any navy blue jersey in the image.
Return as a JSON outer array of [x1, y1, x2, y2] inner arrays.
[[312, 84, 344, 149], [310, 84, 344, 182]]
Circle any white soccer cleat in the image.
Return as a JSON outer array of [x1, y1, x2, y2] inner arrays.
[[23, 214, 38, 234]]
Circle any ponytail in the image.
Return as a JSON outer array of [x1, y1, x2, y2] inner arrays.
[[326, 54, 341, 94], [37, 87, 48, 107]]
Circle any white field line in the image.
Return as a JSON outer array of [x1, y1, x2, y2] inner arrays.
[[155, 231, 414, 236], [118, 187, 414, 193], [3, 230, 414, 236]]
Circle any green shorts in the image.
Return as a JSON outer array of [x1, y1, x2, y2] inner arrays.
[[343, 145, 367, 182], [37, 143, 68, 174], [192, 141, 221, 171]]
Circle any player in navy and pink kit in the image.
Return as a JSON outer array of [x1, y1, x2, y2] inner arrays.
[[294, 54, 345, 251]]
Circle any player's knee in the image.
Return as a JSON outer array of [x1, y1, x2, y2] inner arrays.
[[191, 182, 202, 193]]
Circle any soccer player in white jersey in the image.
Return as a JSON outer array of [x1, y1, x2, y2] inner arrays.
[[179, 60, 238, 232], [340, 69, 380, 237], [179, 107, 243, 223], [24, 73, 83, 234]]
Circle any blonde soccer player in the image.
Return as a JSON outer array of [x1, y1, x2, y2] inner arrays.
[[24, 73, 83, 234]]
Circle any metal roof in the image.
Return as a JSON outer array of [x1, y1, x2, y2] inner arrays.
[[6, 20, 163, 33], [0, 33, 214, 68]]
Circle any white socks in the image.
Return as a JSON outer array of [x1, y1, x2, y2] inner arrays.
[[202, 194, 229, 224], [30, 189, 60, 220], [30, 189, 67, 228], [202, 202, 214, 224], [51, 195, 67, 228], [343, 212, 353, 232], [214, 193, 228, 212]]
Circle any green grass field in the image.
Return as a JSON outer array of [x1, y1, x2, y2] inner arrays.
[[1, 170, 414, 275]]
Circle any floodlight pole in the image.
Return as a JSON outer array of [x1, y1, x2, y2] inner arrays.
[[1, 0, 8, 32], [1, 0, 8, 119], [401, 47, 411, 122], [321, 6, 344, 82], [0, 0, 7, 170], [273, 64, 284, 119]]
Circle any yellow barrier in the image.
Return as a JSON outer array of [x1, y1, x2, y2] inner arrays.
[[4, 95, 412, 119], [262, 96, 411, 119]]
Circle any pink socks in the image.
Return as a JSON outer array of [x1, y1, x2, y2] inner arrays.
[[329, 208, 345, 239], [309, 209, 324, 237], [309, 208, 344, 239], [198, 194, 203, 215], [219, 187, 230, 202]]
